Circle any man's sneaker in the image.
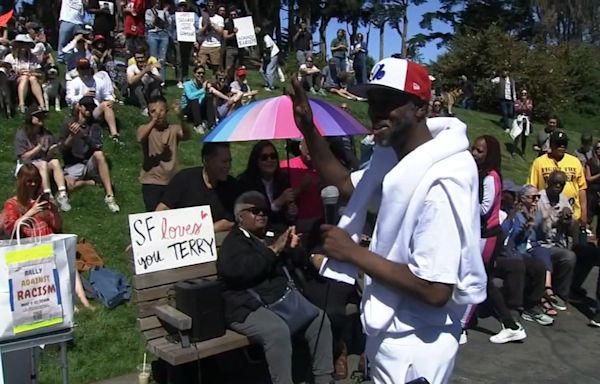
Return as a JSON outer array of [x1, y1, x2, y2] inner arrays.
[[111, 135, 124, 146], [549, 295, 567, 311], [56, 193, 71, 212], [309, 87, 317, 95], [489, 323, 527, 344], [177, 81, 184, 89], [141, 108, 149, 117], [589, 313, 600, 328], [263, 87, 273, 92], [193, 122, 206, 134], [104, 195, 120, 213], [459, 330, 468, 345], [318, 89, 327, 96], [521, 306, 554, 326]]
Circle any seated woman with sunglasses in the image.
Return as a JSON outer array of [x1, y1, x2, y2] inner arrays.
[[180, 65, 230, 134], [217, 192, 334, 384], [237, 141, 298, 231]]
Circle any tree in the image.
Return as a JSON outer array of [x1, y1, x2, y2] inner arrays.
[[386, 0, 427, 58]]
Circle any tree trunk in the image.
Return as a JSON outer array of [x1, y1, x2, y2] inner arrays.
[[288, 0, 295, 53], [379, 26, 384, 61], [402, 12, 408, 58], [319, 15, 330, 59]]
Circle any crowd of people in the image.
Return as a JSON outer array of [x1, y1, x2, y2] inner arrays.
[[1, 2, 600, 383]]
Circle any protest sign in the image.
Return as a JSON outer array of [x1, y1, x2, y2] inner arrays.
[[233, 16, 257, 48], [176, 12, 197, 42], [98, 1, 114, 15], [128, 206, 217, 275], [7, 244, 63, 334]]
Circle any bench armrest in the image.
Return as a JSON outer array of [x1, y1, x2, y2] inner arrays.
[[154, 304, 192, 331]]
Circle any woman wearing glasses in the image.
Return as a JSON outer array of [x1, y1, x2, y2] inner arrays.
[[217, 192, 334, 384], [238, 141, 297, 229], [180, 65, 229, 134]]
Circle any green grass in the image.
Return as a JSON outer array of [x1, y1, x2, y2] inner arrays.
[[0, 70, 597, 383]]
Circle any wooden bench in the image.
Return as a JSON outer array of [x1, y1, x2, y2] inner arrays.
[[133, 233, 251, 369]]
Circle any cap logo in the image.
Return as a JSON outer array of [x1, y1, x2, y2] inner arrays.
[[413, 83, 420, 90], [371, 63, 386, 81]]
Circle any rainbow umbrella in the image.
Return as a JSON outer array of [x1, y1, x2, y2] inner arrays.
[[203, 95, 369, 142]]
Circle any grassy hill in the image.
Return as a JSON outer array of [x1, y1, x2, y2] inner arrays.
[[0, 71, 597, 383]]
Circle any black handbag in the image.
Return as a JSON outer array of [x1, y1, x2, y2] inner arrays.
[[248, 266, 319, 334]]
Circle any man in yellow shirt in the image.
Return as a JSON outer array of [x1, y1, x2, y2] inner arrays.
[[528, 130, 588, 225]]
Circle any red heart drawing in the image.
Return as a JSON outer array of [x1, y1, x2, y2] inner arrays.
[[201, 211, 208, 220]]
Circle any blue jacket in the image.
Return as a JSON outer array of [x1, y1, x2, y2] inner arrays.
[[181, 80, 206, 110]]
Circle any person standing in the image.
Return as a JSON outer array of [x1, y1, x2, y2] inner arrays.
[[259, 29, 280, 92], [584, 141, 600, 236], [574, 133, 594, 168], [290, 57, 486, 384], [197, 1, 224, 74], [293, 21, 312, 65], [87, 0, 118, 47], [460, 75, 474, 110], [145, 0, 170, 83], [330, 29, 348, 72], [510, 89, 533, 158], [533, 115, 559, 157], [57, 0, 85, 63], [491, 68, 517, 131], [351, 33, 367, 84], [222, 6, 241, 72], [123, 0, 145, 55], [528, 130, 588, 228]]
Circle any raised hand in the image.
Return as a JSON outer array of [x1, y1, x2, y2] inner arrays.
[[289, 78, 316, 136]]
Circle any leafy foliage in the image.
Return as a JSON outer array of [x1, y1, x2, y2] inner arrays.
[[432, 25, 600, 118]]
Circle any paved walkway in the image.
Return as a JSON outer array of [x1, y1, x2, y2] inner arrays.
[[96, 269, 600, 384]]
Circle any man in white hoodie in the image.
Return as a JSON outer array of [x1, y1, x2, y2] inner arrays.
[[290, 57, 486, 384]]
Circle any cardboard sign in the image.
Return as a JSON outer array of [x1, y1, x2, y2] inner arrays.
[[233, 16, 257, 48], [98, 1, 114, 15], [128, 206, 217, 275], [176, 12, 197, 42], [7, 244, 63, 334]]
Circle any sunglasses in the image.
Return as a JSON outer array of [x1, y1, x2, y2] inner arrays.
[[525, 194, 541, 200], [259, 153, 277, 161], [595, 146, 600, 150], [242, 206, 267, 216], [195, 71, 205, 75]]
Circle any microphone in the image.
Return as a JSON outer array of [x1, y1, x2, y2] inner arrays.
[[321, 186, 340, 225]]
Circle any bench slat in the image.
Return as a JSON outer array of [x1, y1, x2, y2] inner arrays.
[[137, 316, 161, 332], [133, 262, 217, 290], [134, 273, 219, 303], [147, 330, 250, 366], [143, 327, 169, 342], [138, 298, 169, 318]]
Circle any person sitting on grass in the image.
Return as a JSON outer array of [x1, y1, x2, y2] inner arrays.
[[156, 142, 240, 233], [58, 96, 120, 213], [320, 59, 363, 101], [2, 164, 93, 310], [66, 58, 122, 144], [62, 26, 95, 83], [298, 57, 326, 96], [126, 45, 162, 116], [180, 65, 229, 134], [14, 106, 71, 212], [137, 95, 191, 211], [3, 34, 45, 112], [229, 66, 258, 105]]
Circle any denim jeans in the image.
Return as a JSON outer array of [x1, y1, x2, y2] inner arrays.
[[147, 31, 170, 81], [500, 99, 514, 129], [353, 53, 368, 84], [332, 56, 346, 72], [296, 50, 311, 65], [260, 54, 279, 89], [57, 21, 80, 62]]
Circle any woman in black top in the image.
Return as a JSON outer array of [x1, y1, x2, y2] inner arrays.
[[585, 141, 600, 238], [237, 141, 297, 231], [217, 192, 334, 384]]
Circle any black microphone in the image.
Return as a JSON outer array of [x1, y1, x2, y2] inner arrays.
[[321, 186, 340, 225]]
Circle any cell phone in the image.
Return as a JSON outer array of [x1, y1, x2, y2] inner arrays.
[[39, 192, 51, 203]]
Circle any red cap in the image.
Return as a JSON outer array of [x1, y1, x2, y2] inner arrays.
[[93, 34, 105, 43], [236, 67, 247, 77], [76, 58, 91, 70]]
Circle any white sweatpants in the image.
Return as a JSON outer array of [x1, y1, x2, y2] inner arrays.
[[366, 327, 460, 384]]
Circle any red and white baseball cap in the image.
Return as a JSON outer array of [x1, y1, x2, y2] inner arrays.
[[350, 57, 432, 102]]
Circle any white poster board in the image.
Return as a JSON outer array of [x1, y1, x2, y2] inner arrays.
[[98, 1, 115, 15], [128, 206, 217, 275], [233, 16, 257, 48], [175, 12, 197, 42]]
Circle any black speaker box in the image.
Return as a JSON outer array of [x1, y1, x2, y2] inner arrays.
[[174, 278, 226, 342]]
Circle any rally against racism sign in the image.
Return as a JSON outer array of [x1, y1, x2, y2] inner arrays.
[[233, 16, 257, 48], [176, 12, 197, 42], [128, 206, 217, 275], [7, 244, 63, 334]]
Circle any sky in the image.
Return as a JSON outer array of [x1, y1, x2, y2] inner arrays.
[[319, 1, 453, 63]]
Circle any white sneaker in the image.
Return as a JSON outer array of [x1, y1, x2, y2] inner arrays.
[[489, 323, 527, 344], [141, 108, 149, 117], [193, 122, 206, 134], [459, 330, 468, 345], [177, 81, 184, 89], [56, 193, 71, 212], [104, 195, 120, 213]]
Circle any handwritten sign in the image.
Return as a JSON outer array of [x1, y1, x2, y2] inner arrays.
[[128, 206, 216, 275], [176, 12, 197, 42], [233, 16, 257, 48], [98, 1, 114, 15], [7, 244, 63, 334]]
